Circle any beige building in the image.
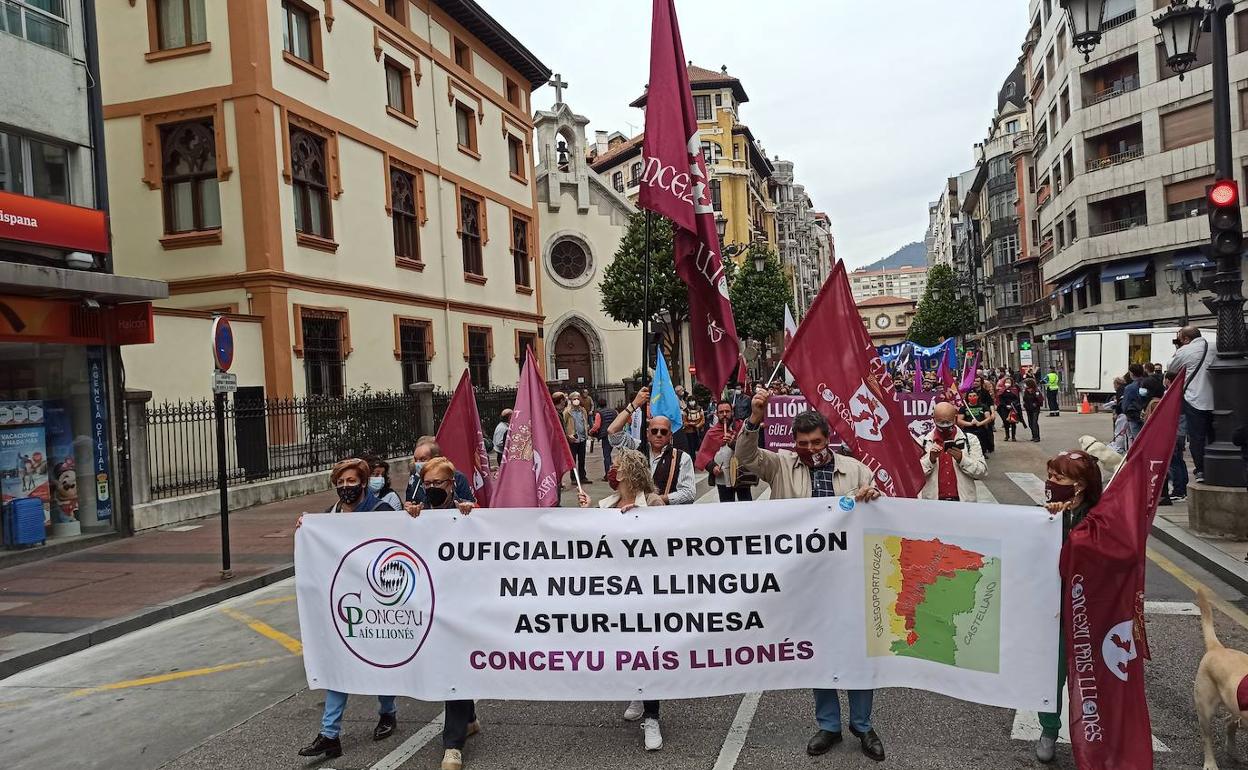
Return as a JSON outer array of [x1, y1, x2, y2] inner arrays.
[[100, 0, 550, 401], [848, 265, 928, 303], [856, 296, 917, 346], [533, 98, 639, 390]]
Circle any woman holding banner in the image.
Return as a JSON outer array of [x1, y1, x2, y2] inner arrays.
[[1035, 449, 1102, 763], [577, 448, 667, 752]]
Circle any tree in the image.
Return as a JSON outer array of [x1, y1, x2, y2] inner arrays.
[[729, 243, 789, 343], [907, 263, 976, 346], [600, 212, 687, 372]]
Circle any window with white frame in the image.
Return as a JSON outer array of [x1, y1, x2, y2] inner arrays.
[[0, 0, 69, 53], [0, 129, 70, 203]]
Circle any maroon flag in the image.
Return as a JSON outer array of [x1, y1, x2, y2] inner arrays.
[[435, 370, 493, 507], [785, 261, 924, 498], [1062, 370, 1184, 770], [493, 350, 575, 508], [638, 0, 739, 393]]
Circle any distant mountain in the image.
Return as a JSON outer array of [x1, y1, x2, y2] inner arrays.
[[857, 242, 926, 272]]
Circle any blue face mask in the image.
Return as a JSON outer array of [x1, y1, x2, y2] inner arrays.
[[1139, 388, 1149, 398], [411, 461, 424, 479], [368, 477, 385, 492]]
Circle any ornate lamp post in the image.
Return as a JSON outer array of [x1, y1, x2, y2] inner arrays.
[[1062, 0, 1248, 501]]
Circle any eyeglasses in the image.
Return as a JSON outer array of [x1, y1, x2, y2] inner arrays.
[[649, 428, 670, 436]]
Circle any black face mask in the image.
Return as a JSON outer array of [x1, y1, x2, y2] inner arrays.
[[336, 483, 363, 506], [424, 486, 451, 508]]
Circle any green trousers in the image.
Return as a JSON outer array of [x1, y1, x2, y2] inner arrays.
[[1038, 630, 1067, 736]]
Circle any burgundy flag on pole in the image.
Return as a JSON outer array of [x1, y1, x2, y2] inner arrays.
[[1062, 370, 1184, 770], [434, 370, 493, 507], [492, 350, 575, 508], [638, 0, 739, 393], [785, 261, 924, 498]]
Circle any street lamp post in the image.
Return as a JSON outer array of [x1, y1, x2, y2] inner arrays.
[[1062, 0, 1248, 494]]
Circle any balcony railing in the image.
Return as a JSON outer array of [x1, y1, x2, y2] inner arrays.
[[1085, 74, 1141, 107], [1085, 145, 1143, 172], [1090, 214, 1147, 237], [1034, 132, 1049, 157], [1101, 8, 1136, 31], [987, 173, 1016, 194], [1038, 237, 1054, 258], [1036, 184, 1052, 209]]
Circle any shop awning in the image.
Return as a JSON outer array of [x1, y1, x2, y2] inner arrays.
[[1050, 329, 1075, 341], [0, 262, 168, 303], [1101, 258, 1151, 282], [1169, 249, 1214, 271], [1057, 274, 1087, 294]]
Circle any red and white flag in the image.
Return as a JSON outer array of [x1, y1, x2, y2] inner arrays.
[[638, 0, 739, 394], [434, 370, 493, 507], [1062, 370, 1184, 770], [785, 261, 924, 498], [784, 304, 798, 347], [493, 350, 575, 508]]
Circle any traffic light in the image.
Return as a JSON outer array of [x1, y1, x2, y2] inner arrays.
[[1207, 179, 1243, 258]]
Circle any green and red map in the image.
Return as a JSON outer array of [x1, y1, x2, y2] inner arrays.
[[864, 531, 1001, 673]]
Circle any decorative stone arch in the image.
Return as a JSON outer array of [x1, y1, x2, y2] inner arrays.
[[543, 229, 597, 289], [546, 312, 606, 387]]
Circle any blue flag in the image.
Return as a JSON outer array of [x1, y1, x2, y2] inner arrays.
[[649, 350, 684, 432]]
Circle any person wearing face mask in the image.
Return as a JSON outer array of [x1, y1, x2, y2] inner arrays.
[[576, 448, 668, 750], [683, 397, 706, 454], [412, 457, 479, 770], [735, 387, 885, 762], [695, 399, 756, 502], [996, 378, 1024, 443], [365, 456, 403, 511], [1120, 363, 1148, 441], [1035, 449, 1104, 764], [1022, 378, 1044, 442], [298, 458, 398, 760], [958, 390, 996, 456], [564, 395, 590, 484], [919, 402, 987, 502], [403, 438, 475, 514], [605, 387, 697, 506]]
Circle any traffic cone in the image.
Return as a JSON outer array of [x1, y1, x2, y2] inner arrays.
[[1080, 394, 1091, 414]]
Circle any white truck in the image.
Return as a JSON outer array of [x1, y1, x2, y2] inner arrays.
[[1073, 327, 1217, 395]]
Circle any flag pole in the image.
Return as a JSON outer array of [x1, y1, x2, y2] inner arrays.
[[642, 211, 652, 382]]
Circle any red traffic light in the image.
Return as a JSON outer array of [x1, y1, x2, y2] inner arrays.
[[1209, 180, 1239, 208]]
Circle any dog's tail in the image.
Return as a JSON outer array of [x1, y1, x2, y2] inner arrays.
[[1198, 588, 1223, 652]]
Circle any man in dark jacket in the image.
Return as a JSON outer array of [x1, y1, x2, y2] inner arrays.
[[1120, 363, 1147, 440], [593, 397, 618, 480]]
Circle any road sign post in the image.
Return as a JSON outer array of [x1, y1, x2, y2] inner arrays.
[[211, 316, 235, 580]]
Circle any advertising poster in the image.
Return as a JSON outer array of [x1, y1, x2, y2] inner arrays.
[[43, 400, 79, 524], [0, 401, 49, 518], [86, 347, 112, 521]]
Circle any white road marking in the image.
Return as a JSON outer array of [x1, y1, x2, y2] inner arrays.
[[1010, 710, 1170, 751], [713, 692, 762, 770], [974, 481, 997, 504], [1006, 472, 1048, 506], [1144, 601, 1200, 615], [368, 710, 445, 770], [163, 524, 202, 532]]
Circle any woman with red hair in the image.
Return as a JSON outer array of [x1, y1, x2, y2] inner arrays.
[[1034, 449, 1103, 764]]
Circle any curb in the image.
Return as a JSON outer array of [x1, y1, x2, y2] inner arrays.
[[1150, 518, 1248, 597], [0, 563, 294, 680]]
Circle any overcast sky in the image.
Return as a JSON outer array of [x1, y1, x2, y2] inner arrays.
[[486, 0, 1029, 268]]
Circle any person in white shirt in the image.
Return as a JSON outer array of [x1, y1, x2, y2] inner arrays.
[[491, 409, 511, 467], [919, 402, 988, 502], [576, 448, 667, 751], [1167, 326, 1216, 482], [606, 387, 697, 505]]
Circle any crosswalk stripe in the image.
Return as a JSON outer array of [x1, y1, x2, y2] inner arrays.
[[1010, 710, 1170, 751], [1005, 472, 1048, 506], [713, 692, 762, 770], [974, 481, 997, 504], [1144, 601, 1200, 615], [366, 710, 446, 770]]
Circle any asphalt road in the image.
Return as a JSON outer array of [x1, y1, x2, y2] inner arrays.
[[1, 412, 1243, 770]]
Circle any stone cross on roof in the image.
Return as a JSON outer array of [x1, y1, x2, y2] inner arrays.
[[548, 73, 568, 104]]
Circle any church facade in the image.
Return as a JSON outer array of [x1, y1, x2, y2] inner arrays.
[[533, 99, 639, 395]]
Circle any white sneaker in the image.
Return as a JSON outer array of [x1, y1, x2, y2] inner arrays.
[[440, 748, 463, 770], [643, 717, 663, 751], [623, 700, 644, 721]]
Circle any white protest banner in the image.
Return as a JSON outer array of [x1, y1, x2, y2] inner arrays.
[[296, 497, 1062, 713]]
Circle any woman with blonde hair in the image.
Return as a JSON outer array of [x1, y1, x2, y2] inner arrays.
[[577, 447, 666, 750]]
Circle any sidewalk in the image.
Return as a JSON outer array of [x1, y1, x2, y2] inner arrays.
[[0, 444, 649, 679], [1152, 505, 1248, 596]]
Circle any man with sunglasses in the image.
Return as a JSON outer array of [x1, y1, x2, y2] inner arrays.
[[606, 386, 696, 505]]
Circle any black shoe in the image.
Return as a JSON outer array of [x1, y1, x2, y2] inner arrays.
[[849, 727, 885, 762], [298, 734, 342, 758], [374, 713, 397, 741], [1159, 497, 1173, 506], [806, 729, 843, 756]]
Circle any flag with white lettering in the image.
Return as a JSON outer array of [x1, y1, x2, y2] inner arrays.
[[436, 370, 493, 507], [1062, 370, 1183, 770], [638, 0, 739, 394]]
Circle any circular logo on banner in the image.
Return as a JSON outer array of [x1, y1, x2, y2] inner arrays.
[[211, 316, 235, 372], [838, 495, 855, 512], [330, 538, 436, 668]]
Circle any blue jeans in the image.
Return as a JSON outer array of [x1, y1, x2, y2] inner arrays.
[[601, 439, 613, 478], [320, 690, 397, 739], [814, 688, 873, 733]]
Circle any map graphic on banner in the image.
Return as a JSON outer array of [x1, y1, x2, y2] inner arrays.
[[864, 531, 1001, 673]]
